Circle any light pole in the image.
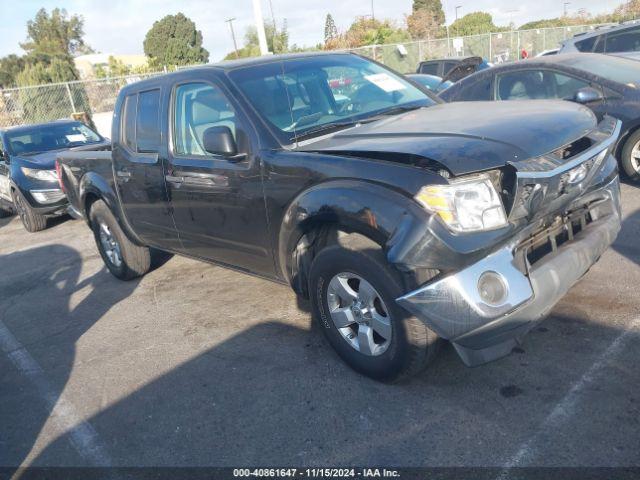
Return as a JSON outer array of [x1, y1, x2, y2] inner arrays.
[[252, 0, 270, 55], [455, 5, 462, 21], [563, 2, 571, 16], [371, 0, 375, 21], [225, 17, 239, 59]]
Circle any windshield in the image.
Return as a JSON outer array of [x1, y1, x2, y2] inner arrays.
[[229, 54, 438, 143], [6, 122, 103, 155], [408, 74, 454, 92], [565, 54, 640, 86]]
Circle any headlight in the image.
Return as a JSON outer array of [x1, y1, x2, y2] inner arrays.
[[20, 167, 58, 182], [415, 173, 508, 233]]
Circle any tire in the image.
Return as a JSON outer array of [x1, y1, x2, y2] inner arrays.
[[621, 129, 640, 181], [309, 239, 440, 382], [11, 189, 47, 232], [89, 200, 150, 280]]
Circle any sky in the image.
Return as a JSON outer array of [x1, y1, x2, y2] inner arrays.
[[0, 0, 619, 61]]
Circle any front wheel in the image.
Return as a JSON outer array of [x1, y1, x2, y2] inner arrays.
[[12, 189, 47, 232], [621, 129, 640, 181], [309, 242, 440, 382], [89, 200, 150, 280]]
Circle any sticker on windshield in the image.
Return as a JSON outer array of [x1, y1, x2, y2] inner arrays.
[[364, 73, 407, 92], [66, 134, 86, 142]]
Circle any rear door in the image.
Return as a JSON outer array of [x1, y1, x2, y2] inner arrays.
[[164, 78, 275, 277], [112, 88, 179, 249]]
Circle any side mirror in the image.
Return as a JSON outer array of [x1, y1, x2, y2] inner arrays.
[[573, 86, 603, 104], [202, 126, 238, 157]]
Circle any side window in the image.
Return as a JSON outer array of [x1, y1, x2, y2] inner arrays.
[[458, 76, 493, 101], [419, 63, 439, 75], [550, 72, 590, 99], [173, 82, 237, 157], [443, 61, 458, 76], [122, 94, 137, 151], [605, 26, 640, 53], [136, 89, 161, 153], [496, 70, 548, 100], [575, 35, 598, 52]]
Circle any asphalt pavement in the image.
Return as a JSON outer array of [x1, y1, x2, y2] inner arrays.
[[1, 183, 639, 470]]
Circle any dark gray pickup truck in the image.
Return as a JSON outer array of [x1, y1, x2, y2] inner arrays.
[[57, 52, 622, 381]]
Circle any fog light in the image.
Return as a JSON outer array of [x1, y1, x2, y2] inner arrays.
[[477, 271, 508, 305]]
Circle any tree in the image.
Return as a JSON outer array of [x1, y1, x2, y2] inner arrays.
[[324, 14, 338, 44], [613, 0, 640, 21], [20, 8, 92, 58], [405, 9, 443, 39], [412, 0, 445, 26], [223, 21, 289, 60], [324, 17, 409, 49], [450, 12, 503, 36], [143, 13, 209, 67], [0, 55, 26, 88]]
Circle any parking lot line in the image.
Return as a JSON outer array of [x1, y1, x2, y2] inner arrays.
[[497, 315, 640, 475], [0, 318, 111, 467]]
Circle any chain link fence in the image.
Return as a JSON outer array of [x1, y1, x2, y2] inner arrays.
[[0, 24, 609, 134], [348, 24, 606, 72]]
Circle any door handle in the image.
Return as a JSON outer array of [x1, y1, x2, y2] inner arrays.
[[116, 170, 132, 181], [166, 172, 229, 188]]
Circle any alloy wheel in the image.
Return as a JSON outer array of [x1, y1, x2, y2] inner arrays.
[[326, 272, 392, 356], [98, 222, 123, 268]]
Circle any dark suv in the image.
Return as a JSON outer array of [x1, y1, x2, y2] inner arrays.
[[0, 120, 109, 231], [559, 22, 640, 54]]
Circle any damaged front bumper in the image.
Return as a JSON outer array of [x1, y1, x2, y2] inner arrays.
[[397, 168, 621, 367]]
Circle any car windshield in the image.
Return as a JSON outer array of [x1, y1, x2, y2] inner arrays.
[[229, 54, 438, 143], [565, 54, 640, 86], [408, 75, 454, 92], [6, 122, 103, 155]]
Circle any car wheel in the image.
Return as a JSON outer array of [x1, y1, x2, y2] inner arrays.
[[309, 240, 440, 382], [11, 189, 47, 232], [89, 200, 150, 280], [621, 129, 640, 181]]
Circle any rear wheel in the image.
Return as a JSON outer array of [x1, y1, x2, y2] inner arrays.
[[621, 129, 640, 181], [89, 200, 150, 280], [12, 189, 47, 232], [309, 240, 440, 382]]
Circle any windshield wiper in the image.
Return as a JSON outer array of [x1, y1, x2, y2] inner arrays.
[[295, 119, 367, 141]]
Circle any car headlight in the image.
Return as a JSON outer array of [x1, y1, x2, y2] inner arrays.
[[415, 172, 508, 233], [20, 167, 58, 182]]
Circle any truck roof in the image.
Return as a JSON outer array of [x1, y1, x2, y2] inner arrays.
[[0, 119, 81, 134], [119, 52, 354, 93]]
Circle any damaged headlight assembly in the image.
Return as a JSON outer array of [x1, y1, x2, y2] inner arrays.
[[415, 171, 508, 233]]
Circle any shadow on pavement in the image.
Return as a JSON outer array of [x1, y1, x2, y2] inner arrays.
[[0, 244, 140, 474]]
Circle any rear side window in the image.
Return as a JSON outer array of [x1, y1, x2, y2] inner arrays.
[[575, 35, 598, 52], [122, 94, 137, 151], [419, 62, 439, 75], [605, 26, 640, 52], [136, 89, 161, 153], [443, 61, 458, 76], [458, 76, 493, 101]]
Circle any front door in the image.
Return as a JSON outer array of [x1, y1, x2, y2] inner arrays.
[[112, 88, 179, 250], [164, 79, 275, 277]]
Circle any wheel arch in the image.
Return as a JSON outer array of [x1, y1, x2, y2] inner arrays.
[[79, 172, 145, 246], [278, 180, 431, 297]]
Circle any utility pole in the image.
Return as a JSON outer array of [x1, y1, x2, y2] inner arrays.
[[563, 2, 571, 16], [225, 17, 239, 59], [252, 0, 270, 55]]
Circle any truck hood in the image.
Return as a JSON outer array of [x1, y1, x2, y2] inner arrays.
[[11, 141, 110, 169], [298, 100, 596, 176]]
